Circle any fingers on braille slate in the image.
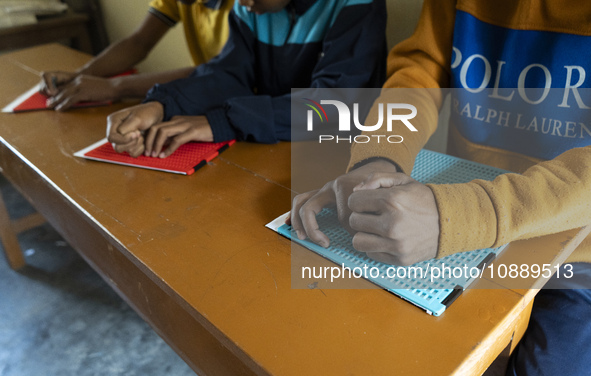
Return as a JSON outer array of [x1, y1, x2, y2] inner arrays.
[[284, 150, 508, 315]]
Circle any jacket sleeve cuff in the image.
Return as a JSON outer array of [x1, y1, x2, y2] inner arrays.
[[143, 87, 180, 122], [350, 156, 402, 172], [348, 143, 415, 175], [206, 107, 236, 142], [428, 182, 498, 258]]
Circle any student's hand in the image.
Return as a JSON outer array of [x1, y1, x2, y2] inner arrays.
[[347, 172, 440, 265], [46, 75, 119, 111], [143, 115, 214, 158], [287, 159, 398, 247], [106, 102, 164, 157], [40, 71, 76, 97]]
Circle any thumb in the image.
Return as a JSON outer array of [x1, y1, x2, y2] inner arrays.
[[40, 72, 58, 96], [353, 172, 414, 191], [107, 110, 141, 145]]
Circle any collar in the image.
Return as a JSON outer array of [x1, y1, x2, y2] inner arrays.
[[179, 0, 223, 10], [291, 0, 318, 16]]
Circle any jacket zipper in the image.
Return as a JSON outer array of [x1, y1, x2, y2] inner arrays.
[[285, 5, 297, 44]]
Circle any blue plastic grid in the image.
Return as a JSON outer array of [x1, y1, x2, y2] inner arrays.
[[280, 149, 510, 316]]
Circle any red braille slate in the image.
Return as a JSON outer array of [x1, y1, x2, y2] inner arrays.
[[75, 139, 235, 175]]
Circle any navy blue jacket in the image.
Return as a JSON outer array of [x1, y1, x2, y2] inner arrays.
[[145, 0, 387, 143]]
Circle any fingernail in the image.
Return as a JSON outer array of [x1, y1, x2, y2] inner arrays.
[[320, 241, 329, 248], [296, 230, 305, 239], [159, 152, 165, 158], [151, 152, 157, 158]]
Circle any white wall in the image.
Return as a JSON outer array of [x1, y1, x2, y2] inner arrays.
[[99, 0, 193, 73], [385, 0, 423, 50]]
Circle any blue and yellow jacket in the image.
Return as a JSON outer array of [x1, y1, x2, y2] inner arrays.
[[145, 0, 387, 143]]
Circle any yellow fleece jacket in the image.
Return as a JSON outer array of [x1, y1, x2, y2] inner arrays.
[[349, 0, 591, 263]]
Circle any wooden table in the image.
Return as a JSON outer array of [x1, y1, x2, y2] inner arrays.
[[0, 44, 588, 376]]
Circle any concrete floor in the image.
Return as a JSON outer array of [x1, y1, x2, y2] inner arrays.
[[0, 175, 195, 376]]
